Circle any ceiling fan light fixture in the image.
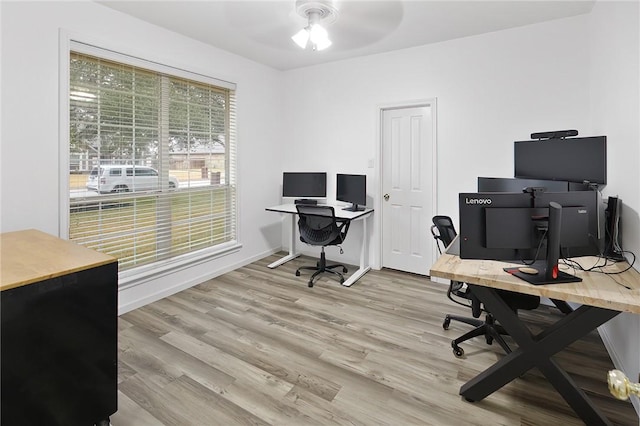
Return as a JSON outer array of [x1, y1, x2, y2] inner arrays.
[[292, 0, 337, 51], [309, 23, 331, 50], [292, 28, 310, 49]]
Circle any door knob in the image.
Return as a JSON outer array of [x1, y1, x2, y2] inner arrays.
[[384, 194, 390, 201], [608, 369, 640, 400]]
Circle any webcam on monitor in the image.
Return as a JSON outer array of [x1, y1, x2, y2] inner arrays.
[[530, 129, 578, 140]]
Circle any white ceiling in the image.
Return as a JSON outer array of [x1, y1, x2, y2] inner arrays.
[[98, 0, 596, 71]]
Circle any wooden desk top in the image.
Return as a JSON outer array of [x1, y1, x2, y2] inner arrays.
[[266, 204, 374, 220], [1, 229, 116, 291], [430, 253, 640, 314]]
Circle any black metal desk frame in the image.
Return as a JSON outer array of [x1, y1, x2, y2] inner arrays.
[[463, 284, 620, 426]]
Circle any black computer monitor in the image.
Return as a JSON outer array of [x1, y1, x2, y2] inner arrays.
[[336, 174, 366, 211], [514, 136, 607, 185], [459, 192, 535, 261], [459, 190, 603, 262], [478, 177, 570, 193], [282, 172, 327, 201], [475, 178, 604, 258]]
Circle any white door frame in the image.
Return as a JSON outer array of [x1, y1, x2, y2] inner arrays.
[[373, 98, 438, 271]]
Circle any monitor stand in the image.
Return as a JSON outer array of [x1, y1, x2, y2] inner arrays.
[[503, 201, 581, 286], [504, 261, 581, 286], [342, 203, 365, 212]]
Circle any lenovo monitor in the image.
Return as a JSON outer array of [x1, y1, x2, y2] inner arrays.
[[459, 190, 602, 262], [459, 192, 535, 261]]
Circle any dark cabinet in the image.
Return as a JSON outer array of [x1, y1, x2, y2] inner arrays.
[[1, 230, 118, 426]]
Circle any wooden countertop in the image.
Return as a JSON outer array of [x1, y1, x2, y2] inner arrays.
[[1, 229, 116, 291], [430, 253, 640, 314]]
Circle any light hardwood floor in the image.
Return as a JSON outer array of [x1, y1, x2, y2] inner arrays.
[[111, 253, 638, 425]]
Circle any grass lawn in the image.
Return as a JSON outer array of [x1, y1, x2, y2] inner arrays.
[[69, 186, 234, 269]]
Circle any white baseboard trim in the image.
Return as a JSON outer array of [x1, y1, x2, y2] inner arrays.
[[599, 325, 640, 418], [429, 276, 449, 285], [117, 247, 281, 315]]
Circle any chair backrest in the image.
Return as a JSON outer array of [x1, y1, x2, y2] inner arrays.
[[296, 205, 349, 247], [431, 215, 457, 254], [430, 214, 482, 315]]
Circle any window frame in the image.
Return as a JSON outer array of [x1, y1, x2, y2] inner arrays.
[[59, 32, 241, 289]]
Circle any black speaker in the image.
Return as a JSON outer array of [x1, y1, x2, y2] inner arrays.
[[530, 129, 578, 140], [294, 199, 318, 205]]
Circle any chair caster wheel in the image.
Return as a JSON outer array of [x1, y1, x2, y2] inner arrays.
[[295, 271, 300, 276], [443, 317, 451, 330], [343, 267, 347, 273], [308, 281, 313, 287], [486, 336, 494, 345], [452, 343, 464, 358], [340, 278, 344, 284]]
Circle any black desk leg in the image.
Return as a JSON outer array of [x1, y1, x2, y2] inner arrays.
[[461, 285, 620, 426], [551, 299, 574, 314]]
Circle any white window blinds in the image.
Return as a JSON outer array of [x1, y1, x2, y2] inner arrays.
[[69, 50, 237, 271]]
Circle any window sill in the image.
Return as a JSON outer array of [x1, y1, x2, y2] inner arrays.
[[118, 241, 242, 290]]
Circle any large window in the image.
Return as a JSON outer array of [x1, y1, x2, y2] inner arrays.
[[68, 47, 237, 273]]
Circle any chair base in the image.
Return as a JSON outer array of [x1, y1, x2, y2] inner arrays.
[[443, 313, 511, 358], [296, 249, 347, 287]]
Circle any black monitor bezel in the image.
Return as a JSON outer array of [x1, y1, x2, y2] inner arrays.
[[282, 172, 327, 198], [336, 174, 366, 207]]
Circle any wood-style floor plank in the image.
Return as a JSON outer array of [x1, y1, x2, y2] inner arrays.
[[111, 253, 638, 425]]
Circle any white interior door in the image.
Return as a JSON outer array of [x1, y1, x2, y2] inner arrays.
[[381, 105, 435, 275]]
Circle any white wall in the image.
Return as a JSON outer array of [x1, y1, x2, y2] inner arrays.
[[588, 0, 640, 414], [283, 14, 591, 267], [0, 1, 285, 313]]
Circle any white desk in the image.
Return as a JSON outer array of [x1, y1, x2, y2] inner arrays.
[[266, 203, 374, 287]]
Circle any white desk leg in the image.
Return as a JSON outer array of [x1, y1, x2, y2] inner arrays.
[[268, 213, 300, 268], [342, 215, 371, 287]]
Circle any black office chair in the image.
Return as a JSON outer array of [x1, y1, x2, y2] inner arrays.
[[295, 205, 351, 287], [431, 215, 540, 358]]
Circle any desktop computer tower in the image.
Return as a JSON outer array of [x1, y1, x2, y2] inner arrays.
[[604, 196, 624, 260]]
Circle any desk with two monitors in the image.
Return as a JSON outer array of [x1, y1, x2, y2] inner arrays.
[[269, 171, 374, 287]]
